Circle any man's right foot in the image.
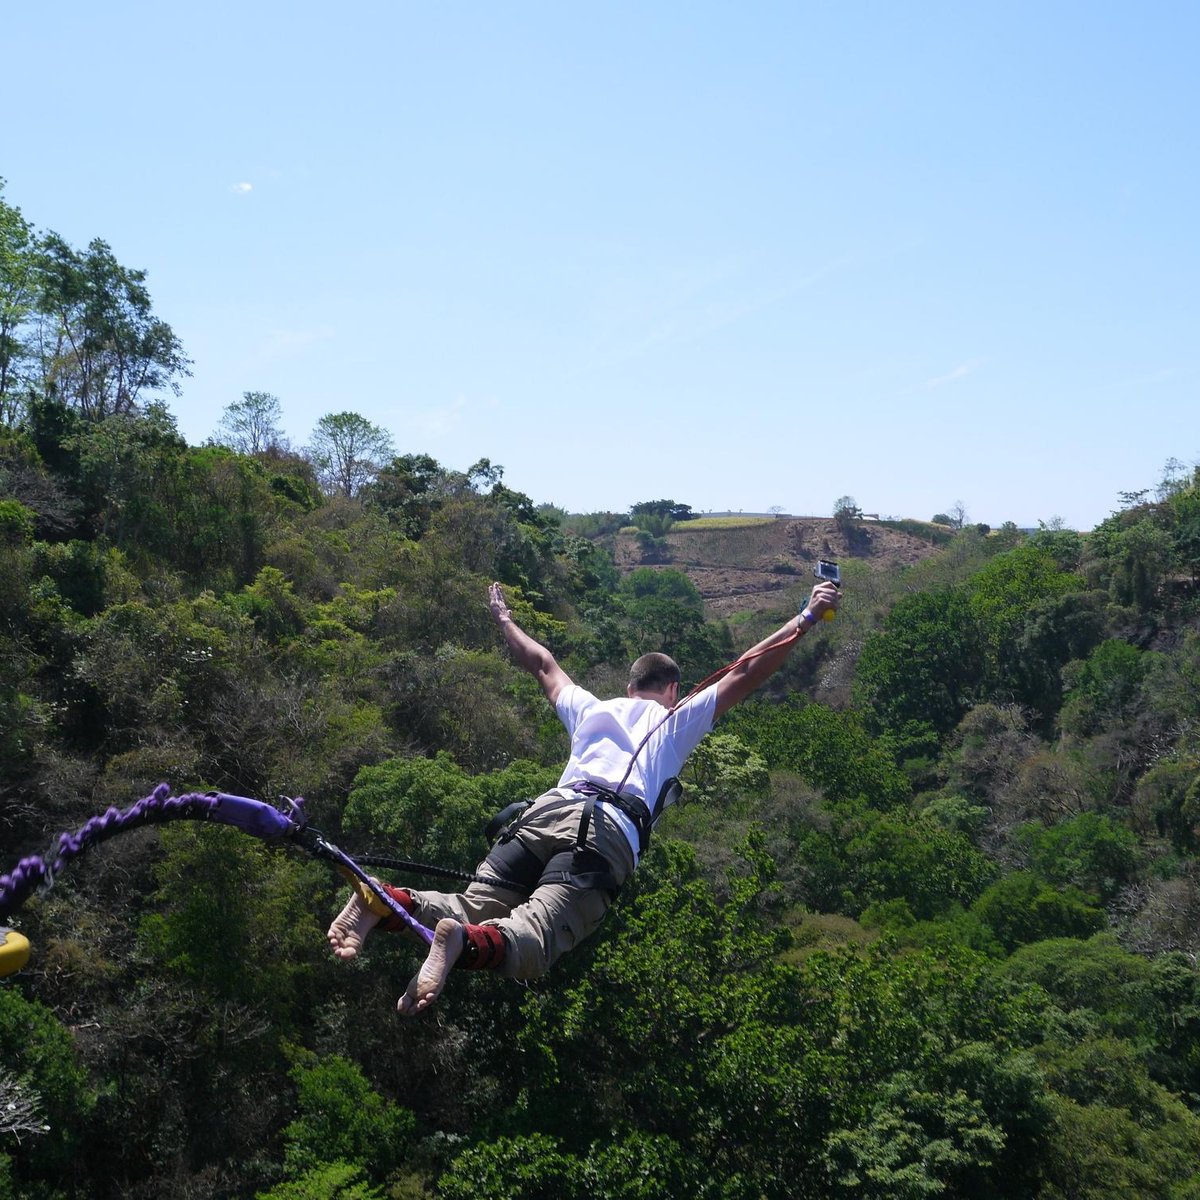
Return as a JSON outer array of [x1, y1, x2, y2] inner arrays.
[[397, 918, 465, 1015]]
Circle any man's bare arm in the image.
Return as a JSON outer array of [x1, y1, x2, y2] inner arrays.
[[713, 580, 840, 719], [489, 581, 573, 705]]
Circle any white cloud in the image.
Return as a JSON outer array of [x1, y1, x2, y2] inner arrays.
[[230, 182, 253, 194], [901, 359, 985, 394]]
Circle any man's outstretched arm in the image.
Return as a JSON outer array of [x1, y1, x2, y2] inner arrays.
[[489, 581, 573, 705], [713, 580, 840, 719]]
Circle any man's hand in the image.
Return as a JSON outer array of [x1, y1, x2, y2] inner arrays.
[[803, 580, 842, 623], [489, 580, 572, 703], [714, 579, 841, 719], [488, 581, 512, 624]]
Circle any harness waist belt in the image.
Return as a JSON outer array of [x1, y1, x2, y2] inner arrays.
[[566, 781, 653, 857]]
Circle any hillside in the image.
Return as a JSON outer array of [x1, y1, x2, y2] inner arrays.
[[610, 516, 946, 617]]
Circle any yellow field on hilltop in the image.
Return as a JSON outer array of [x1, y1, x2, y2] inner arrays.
[[677, 516, 777, 531]]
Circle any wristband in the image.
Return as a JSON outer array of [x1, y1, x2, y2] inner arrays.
[[800, 609, 817, 628]]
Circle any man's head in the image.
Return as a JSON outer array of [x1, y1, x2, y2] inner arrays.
[[627, 652, 681, 701]]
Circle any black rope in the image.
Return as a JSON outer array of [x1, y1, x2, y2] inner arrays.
[[352, 851, 530, 894]]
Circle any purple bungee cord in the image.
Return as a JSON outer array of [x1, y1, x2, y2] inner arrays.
[[0, 784, 217, 919], [0, 784, 433, 944]]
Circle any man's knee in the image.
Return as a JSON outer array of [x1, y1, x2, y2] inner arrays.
[[498, 883, 612, 979]]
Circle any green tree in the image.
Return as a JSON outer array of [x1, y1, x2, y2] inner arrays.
[[1029, 519, 1084, 571], [630, 498, 694, 524], [0, 182, 37, 423], [308, 412, 394, 497], [0, 989, 93, 1181], [1132, 757, 1200, 848], [139, 825, 324, 1018], [1167, 483, 1200, 586], [842, 808, 996, 920], [967, 543, 1081, 651], [66, 400, 189, 548], [965, 543, 1083, 721], [683, 732, 769, 808], [366, 451, 462, 539], [1009, 588, 1106, 728], [824, 1072, 1006, 1198], [723, 700, 911, 809], [439, 1134, 581, 1200], [280, 1049, 414, 1180], [33, 232, 190, 419], [855, 586, 985, 741], [971, 872, 1103, 952], [216, 390, 285, 455], [1003, 935, 1179, 1050], [257, 1162, 385, 1200], [616, 568, 729, 676], [1015, 813, 1140, 903], [0, 498, 33, 546], [581, 1132, 716, 1200], [1038, 1091, 1200, 1200], [343, 752, 557, 872], [834, 494, 863, 540], [1059, 639, 1152, 738], [1091, 515, 1174, 609]]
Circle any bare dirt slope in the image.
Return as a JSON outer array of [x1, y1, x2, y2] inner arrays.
[[611, 517, 944, 618]]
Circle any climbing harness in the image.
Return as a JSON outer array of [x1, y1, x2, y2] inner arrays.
[[481, 776, 682, 896]]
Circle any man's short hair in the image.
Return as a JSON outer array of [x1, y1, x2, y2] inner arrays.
[[628, 652, 681, 694]]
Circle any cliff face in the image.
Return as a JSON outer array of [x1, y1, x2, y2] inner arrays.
[[611, 517, 945, 617]]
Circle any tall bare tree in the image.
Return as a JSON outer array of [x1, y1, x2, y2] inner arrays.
[[216, 391, 284, 455], [307, 411, 393, 497]]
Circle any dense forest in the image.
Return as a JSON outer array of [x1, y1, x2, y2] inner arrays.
[[4, 183, 1200, 1200]]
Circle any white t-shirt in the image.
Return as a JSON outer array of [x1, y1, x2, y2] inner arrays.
[[554, 683, 718, 861]]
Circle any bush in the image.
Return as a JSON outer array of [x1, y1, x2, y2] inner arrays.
[[439, 1134, 580, 1200], [0, 499, 34, 545], [971, 873, 1104, 952], [1015, 813, 1140, 902], [281, 1050, 414, 1180]]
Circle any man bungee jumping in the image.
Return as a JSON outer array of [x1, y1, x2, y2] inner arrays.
[[327, 576, 841, 1015]]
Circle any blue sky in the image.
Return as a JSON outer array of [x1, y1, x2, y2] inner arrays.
[[3, 2, 1197, 530]]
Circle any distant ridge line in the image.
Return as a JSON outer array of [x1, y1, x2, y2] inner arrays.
[[695, 512, 882, 520]]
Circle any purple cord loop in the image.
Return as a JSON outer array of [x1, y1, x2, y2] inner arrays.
[[1, 785, 436, 945], [1, 785, 221, 918], [1, 785, 303, 919]]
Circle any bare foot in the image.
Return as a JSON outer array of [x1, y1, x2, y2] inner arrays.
[[326, 890, 382, 961], [397, 918, 464, 1015]]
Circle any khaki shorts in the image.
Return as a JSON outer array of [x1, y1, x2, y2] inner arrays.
[[406, 788, 637, 979]]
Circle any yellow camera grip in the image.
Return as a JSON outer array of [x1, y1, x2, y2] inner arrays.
[[0, 928, 30, 978]]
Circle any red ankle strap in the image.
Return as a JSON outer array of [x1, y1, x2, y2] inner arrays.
[[379, 885, 414, 932], [458, 923, 506, 971]]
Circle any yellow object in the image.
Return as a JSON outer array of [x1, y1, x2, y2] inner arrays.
[[0, 928, 30, 978], [336, 866, 392, 918], [823, 609, 836, 621]]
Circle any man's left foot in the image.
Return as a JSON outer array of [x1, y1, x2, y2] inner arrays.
[[326, 891, 382, 961], [397, 918, 465, 1015]]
